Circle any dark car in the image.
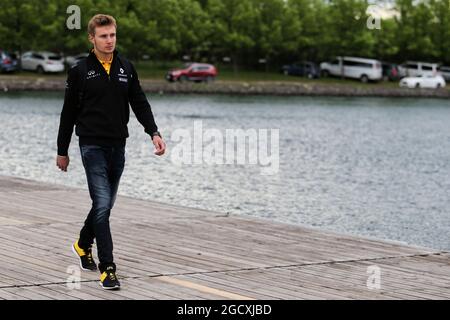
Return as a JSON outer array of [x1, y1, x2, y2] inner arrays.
[[0, 50, 18, 73], [65, 53, 89, 68], [281, 61, 320, 79], [438, 66, 450, 81], [381, 62, 399, 81], [166, 63, 218, 83]]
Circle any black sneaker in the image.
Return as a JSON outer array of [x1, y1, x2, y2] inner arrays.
[[72, 240, 97, 271], [99, 265, 121, 290]]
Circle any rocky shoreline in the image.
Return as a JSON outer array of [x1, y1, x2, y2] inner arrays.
[[1, 76, 449, 98]]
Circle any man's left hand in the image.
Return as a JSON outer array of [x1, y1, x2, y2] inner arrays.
[[152, 136, 166, 156]]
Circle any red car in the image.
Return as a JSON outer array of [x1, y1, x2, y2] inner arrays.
[[166, 63, 217, 83]]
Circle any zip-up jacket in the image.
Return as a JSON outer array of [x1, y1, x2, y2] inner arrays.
[[57, 50, 158, 156]]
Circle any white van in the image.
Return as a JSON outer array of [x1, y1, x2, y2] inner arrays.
[[398, 61, 438, 78], [320, 56, 383, 82]]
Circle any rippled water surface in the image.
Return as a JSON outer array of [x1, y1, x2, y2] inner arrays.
[[0, 91, 449, 251]]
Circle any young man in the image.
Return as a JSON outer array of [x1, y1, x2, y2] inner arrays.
[[56, 14, 166, 290]]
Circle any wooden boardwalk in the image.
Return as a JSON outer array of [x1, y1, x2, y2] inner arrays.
[[0, 174, 449, 300]]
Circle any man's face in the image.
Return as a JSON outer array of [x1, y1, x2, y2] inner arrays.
[[89, 25, 116, 54]]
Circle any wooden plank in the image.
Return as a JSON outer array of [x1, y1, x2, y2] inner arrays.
[[0, 175, 448, 300], [156, 276, 254, 300], [0, 290, 28, 300], [185, 273, 281, 300]]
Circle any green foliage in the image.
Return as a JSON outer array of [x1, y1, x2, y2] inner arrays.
[[0, 0, 448, 67]]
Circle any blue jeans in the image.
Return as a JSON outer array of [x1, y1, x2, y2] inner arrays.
[[78, 145, 125, 270]]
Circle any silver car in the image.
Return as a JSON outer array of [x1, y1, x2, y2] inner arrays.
[[21, 51, 65, 73]]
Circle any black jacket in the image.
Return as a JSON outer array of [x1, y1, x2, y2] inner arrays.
[[57, 50, 158, 156]]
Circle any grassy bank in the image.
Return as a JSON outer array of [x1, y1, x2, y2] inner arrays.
[[133, 60, 404, 88], [2, 60, 449, 92]]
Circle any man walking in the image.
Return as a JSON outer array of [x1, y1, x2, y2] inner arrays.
[[56, 14, 165, 290]]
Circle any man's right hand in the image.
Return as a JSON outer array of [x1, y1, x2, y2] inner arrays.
[[56, 155, 70, 172]]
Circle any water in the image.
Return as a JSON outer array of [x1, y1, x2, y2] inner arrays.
[[0, 91, 449, 251]]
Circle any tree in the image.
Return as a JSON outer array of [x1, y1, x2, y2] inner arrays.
[[289, 0, 329, 62], [324, 0, 375, 59], [372, 17, 399, 62], [0, 0, 40, 54], [205, 0, 259, 72], [0, 0, 447, 69], [429, 0, 450, 64], [395, 0, 437, 62], [252, 0, 301, 70], [177, 0, 212, 61]]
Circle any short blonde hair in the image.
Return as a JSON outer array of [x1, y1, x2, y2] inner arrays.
[[88, 14, 117, 36]]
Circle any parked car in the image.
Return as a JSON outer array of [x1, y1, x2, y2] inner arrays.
[[320, 56, 382, 82], [65, 53, 89, 68], [281, 61, 320, 79], [0, 50, 18, 73], [166, 63, 217, 83], [438, 65, 450, 81], [398, 61, 438, 78], [21, 51, 65, 73], [399, 74, 446, 89], [381, 62, 399, 81]]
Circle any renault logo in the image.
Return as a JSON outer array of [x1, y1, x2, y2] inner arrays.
[[120, 68, 124, 74]]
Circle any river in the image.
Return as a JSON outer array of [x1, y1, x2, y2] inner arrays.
[[0, 91, 449, 251]]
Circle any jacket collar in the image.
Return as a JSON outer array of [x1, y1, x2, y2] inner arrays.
[[88, 49, 119, 75], [88, 49, 118, 63]]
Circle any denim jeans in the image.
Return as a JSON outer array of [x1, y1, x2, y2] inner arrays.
[[78, 145, 125, 269]]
